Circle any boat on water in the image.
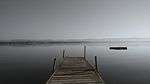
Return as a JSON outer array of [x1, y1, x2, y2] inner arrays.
[[109, 46, 127, 50]]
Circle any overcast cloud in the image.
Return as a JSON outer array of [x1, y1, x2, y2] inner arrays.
[[0, 0, 150, 40]]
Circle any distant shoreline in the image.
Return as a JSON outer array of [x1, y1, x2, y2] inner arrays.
[[0, 41, 86, 46], [1, 39, 150, 46], [1, 38, 150, 46]]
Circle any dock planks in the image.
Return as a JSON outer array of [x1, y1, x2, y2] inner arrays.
[[46, 57, 105, 84]]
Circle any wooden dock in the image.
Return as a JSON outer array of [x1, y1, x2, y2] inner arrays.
[[46, 57, 105, 84]]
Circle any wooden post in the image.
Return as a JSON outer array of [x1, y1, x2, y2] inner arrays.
[[52, 58, 56, 73], [63, 49, 65, 58], [84, 46, 86, 59], [95, 56, 98, 71]]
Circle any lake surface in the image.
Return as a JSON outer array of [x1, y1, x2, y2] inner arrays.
[[0, 42, 150, 84]]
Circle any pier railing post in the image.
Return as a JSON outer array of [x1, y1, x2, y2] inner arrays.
[[52, 58, 56, 73], [95, 56, 98, 71], [63, 49, 65, 58], [84, 46, 86, 59]]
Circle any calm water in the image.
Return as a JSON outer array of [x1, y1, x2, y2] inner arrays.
[[0, 43, 150, 84]]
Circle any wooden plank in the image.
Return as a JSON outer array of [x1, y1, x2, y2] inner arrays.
[[46, 57, 105, 84]]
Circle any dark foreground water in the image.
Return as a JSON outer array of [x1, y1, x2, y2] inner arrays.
[[0, 42, 150, 84]]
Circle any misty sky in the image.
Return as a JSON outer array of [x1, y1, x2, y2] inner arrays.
[[0, 0, 150, 40]]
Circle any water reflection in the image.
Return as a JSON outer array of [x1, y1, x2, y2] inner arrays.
[[86, 44, 150, 84], [0, 43, 150, 84]]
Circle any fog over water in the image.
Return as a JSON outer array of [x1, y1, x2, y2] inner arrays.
[[1, 0, 150, 84], [1, 0, 150, 40]]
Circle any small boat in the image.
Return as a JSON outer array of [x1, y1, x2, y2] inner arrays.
[[109, 46, 127, 50]]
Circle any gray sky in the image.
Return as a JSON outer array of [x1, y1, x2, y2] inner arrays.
[[0, 0, 150, 40]]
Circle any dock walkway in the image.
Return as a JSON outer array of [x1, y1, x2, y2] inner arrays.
[[46, 57, 105, 84]]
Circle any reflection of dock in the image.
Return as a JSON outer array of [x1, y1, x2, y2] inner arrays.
[[46, 46, 105, 84]]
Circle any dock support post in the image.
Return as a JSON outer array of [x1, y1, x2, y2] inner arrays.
[[84, 46, 86, 59], [95, 56, 98, 71], [52, 58, 56, 73], [63, 49, 65, 58]]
